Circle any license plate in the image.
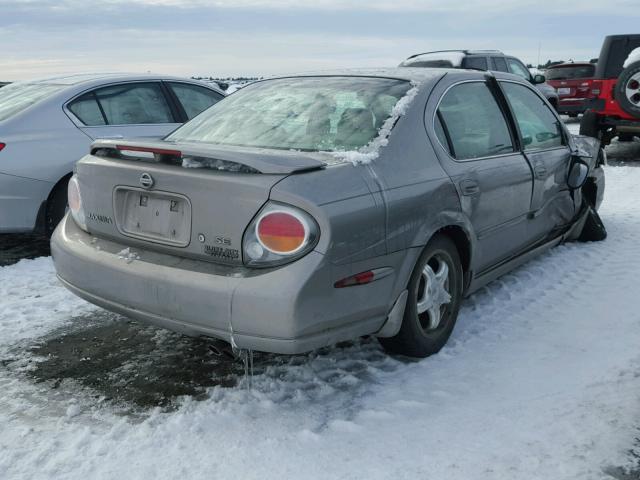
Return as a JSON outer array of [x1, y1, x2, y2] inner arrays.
[[558, 87, 571, 95], [115, 188, 191, 246]]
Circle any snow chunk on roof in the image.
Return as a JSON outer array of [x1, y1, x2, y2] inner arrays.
[[329, 82, 420, 166]]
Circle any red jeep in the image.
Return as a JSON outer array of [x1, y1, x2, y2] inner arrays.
[[546, 62, 596, 117], [580, 34, 640, 144]]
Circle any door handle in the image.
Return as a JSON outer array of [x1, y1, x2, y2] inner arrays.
[[534, 163, 547, 178], [460, 179, 480, 196]]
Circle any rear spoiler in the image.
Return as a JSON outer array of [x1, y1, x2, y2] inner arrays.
[[90, 139, 328, 175]]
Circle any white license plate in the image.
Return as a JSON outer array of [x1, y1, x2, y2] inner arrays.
[[558, 87, 571, 95]]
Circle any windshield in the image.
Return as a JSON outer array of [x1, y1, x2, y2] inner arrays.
[[0, 82, 65, 122], [546, 65, 595, 80], [167, 77, 411, 152]]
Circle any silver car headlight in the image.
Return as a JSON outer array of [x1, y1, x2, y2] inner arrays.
[[243, 202, 319, 267], [67, 175, 87, 232]]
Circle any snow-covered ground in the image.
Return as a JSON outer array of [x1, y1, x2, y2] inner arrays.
[[1, 127, 640, 479]]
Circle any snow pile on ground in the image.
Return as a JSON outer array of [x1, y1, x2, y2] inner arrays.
[[1, 167, 640, 479]]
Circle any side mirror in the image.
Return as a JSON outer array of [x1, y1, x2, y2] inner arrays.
[[568, 159, 589, 190], [532, 74, 546, 84], [522, 135, 533, 147]]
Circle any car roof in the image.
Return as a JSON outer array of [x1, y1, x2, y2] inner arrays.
[[17, 73, 225, 95], [547, 62, 594, 68], [406, 49, 504, 60], [261, 67, 463, 85]]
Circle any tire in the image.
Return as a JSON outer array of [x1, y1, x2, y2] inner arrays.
[[579, 110, 601, 139], [379, 235, 463, 358], [618, 133, 635, 142], [615, 60, 640, 118], [45, 179, 69, 236], [578, 205, 607, 242]]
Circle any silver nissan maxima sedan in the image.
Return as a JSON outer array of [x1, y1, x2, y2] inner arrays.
[[52, 68, 605, 357], [0, 74, 224, 234]]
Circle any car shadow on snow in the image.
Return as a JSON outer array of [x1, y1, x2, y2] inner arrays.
[[5, 310, 403, 414], [0, 234, 50, 266]]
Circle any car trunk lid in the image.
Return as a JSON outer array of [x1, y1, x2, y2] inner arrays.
[[76, 140, 329, 264]]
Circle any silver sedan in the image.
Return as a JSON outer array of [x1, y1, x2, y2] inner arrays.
[[0, 73, 224, 234]]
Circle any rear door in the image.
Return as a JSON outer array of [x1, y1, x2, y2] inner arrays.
[[499, 80, 574, 242], [433, 80, 534, 272], [66, 81, 182, 140]]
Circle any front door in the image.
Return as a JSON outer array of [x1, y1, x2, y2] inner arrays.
[[500, 81, 574, 242]]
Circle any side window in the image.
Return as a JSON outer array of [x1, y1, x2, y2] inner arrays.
[[501, 82, 564, 150], [492, 57, 508, 72], [93, 83, 174, 125], [68, 93, 106, 126], [463, 56, 488, 70], [437, 82, 514, 160], [169, 83, 223, 119], [506, 58, 532, 81]]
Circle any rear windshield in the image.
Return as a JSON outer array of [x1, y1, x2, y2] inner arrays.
[[167, 77, 411, 152], [546, 65, 595, 80], [0, 82, 65, 122]]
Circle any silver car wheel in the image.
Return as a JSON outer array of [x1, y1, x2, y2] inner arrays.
[[416, 256, 451, 331], [625, 72, 640, 104]]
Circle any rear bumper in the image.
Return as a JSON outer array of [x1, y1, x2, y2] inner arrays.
[[0, 172, 52, 233], [51, 215, 397, 354]]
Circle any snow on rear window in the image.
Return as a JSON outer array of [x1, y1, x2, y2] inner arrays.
[[0, 82, 64, 122], [329, 82, 420, 165], [167, 77, 412, 156]]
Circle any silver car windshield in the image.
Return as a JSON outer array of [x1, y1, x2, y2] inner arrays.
[[0, 82, 65, 122], [167, 77, 411, 152]]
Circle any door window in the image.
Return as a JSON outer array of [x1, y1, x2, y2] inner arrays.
[[501, 82, 564, 151], [463, 57, 488, 70], [169, 82, 223, 119], [437, 82, 514, 160], [492, 57, 509, 72], [506, 58, 532, 81], [69, 83, 174, 126], [68, 93, 106, 125]]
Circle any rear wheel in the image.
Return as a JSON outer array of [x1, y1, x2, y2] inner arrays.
[[615, 60, 640, 117], [379, 236, 463, 358], [618, 133, 635, 142], [45, 179, 69, 236]]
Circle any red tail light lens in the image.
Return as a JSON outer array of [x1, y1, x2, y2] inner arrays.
[[257, 211, 308, 254], [590, 80, 602, 98], [0, 143, 5, 152]]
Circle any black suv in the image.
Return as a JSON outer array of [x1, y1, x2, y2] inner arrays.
[[400, 50, 559, 109]]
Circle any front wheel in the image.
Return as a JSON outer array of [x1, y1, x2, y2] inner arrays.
[[379, 235, 463, 358]]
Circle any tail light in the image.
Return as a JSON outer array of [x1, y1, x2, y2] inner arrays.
[[590, 80, 602, 98], [0, 143, 5, 152], [243, 203, 319, 267], [67, 175, 88, 232]]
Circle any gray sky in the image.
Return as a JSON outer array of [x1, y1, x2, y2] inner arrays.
[[1, 0, 637, 81]]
